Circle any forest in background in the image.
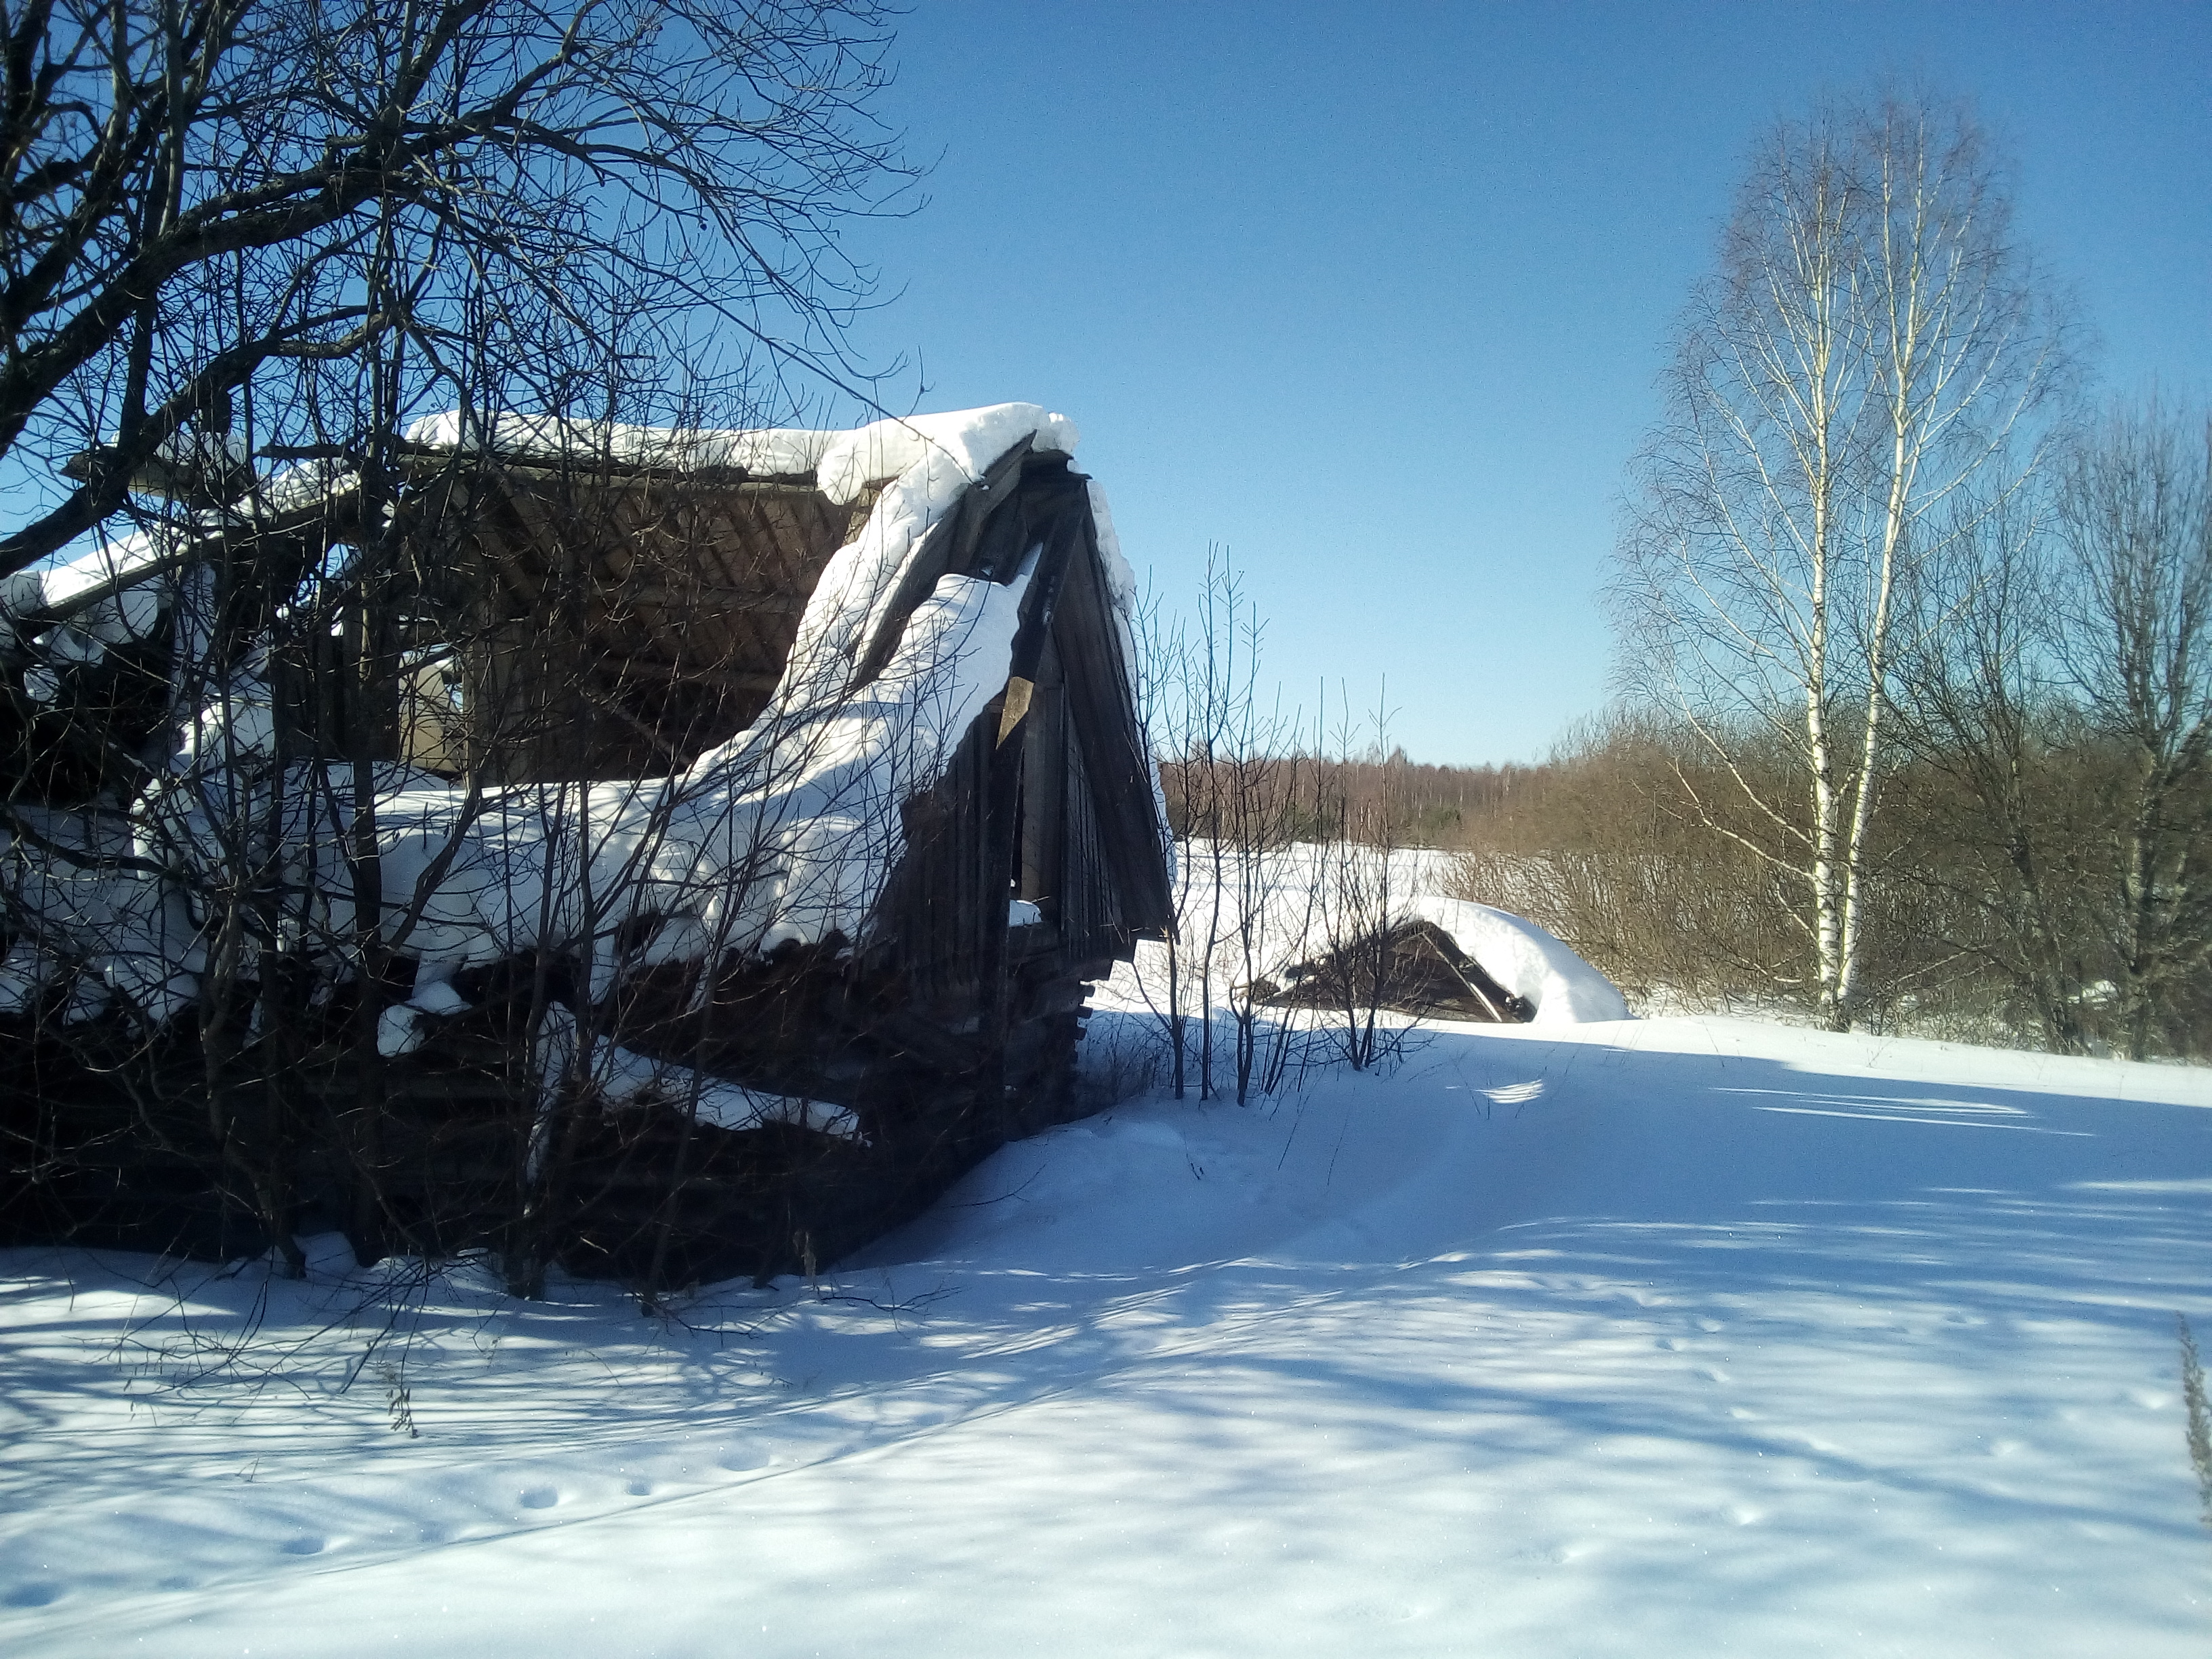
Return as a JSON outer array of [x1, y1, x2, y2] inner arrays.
[[1162, 657, 2210, 1065]]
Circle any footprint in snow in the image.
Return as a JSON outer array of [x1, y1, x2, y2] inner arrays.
[[281, 1536, 327, 1556], [4, 1583, 63, 1608], [716, 1443, 770, 1472], [518, 1486, 560, 1510]]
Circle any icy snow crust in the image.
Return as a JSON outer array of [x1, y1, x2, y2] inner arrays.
[[4, 963, 2208, 1655], [0, 405, 1114, 1042]]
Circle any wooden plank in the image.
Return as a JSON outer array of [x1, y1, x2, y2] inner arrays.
[[602, 658, 780, 695], [596, 583, 807, 615]]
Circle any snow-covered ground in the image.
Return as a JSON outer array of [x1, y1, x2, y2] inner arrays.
[[5, 985, 2211, 1652]]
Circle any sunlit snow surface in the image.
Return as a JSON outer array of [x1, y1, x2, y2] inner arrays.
[[5, 1006, 2210, 1655]]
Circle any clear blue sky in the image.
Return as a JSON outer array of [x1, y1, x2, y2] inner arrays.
[[828, 0, 2212, 766]]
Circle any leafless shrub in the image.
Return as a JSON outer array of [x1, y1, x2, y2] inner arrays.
[[1447, 712, 1809, 1013], [2179, 1315, 2212, 1530], [1133, 552, 1335, 1101]]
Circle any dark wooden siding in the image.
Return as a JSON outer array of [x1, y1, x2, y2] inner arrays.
[[875, 716, 998, 1012], [865, 451, 1171, 1002], [1057, 700, 1129, 968]]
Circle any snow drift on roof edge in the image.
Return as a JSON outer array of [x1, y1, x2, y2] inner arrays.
[[401, 401, 1083, 509], [4, 402, 1111, 658]]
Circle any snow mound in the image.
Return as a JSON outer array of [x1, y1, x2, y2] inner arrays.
[[1414, 895, 1629, 1023]]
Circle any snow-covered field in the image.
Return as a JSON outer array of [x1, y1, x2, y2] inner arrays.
[[5, 978, 2211, 1653]]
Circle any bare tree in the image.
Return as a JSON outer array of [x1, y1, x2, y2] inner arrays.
[[0, 0, 916, 1281], [1614, 89, 2069, 1029], [1133, 553, 1324, 1103], [2049, 404, 2212, 1058], [1, 0, 908, 572], [1776, 401, 2209, 1059], [1884, 482, 2105, 1048], [1304, 685, 1412, 1071], [1187, 559, 1316, 1104], [1128, 573, 1198, 1097]]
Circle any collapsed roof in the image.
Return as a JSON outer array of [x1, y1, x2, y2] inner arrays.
[[0, 403, 1172, 1033]]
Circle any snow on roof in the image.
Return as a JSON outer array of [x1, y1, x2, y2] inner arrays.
[[401, 410, 844, 485], [403, 401, 1082, 508], [3, 403, 1097, 643], [270, 404, 1103, 1012], [0, 525, 178, 655], [392, 401, 1142, 800]]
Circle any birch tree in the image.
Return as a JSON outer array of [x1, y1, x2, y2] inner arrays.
[[1613, 91, 2068, 1028]]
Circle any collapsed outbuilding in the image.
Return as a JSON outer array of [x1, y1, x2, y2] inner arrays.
[[0, 404, 1172, 1289], [1263, 919, 1536, 1025]]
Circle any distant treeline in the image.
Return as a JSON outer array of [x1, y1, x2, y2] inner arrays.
[[1163, 708, 2209, 1062], [1158, 750, 1554, 849], [1448, 712, 2209, 1062]]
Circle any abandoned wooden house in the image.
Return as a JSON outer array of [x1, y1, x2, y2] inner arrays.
[[0, 404, 1173, 1290]]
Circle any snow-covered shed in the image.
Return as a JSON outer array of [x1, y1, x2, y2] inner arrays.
[[0, 405, 1174, 1288], [1264, 919, 1537, 1024]]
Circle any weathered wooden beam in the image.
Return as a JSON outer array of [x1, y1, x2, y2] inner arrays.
[[398, 453, 829, 497], [593, 658, 781, 696]]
